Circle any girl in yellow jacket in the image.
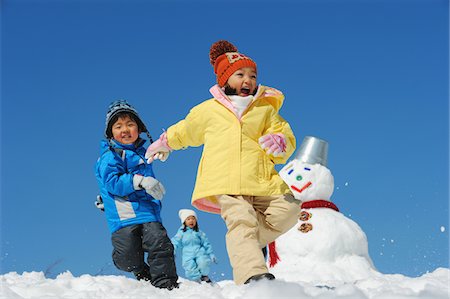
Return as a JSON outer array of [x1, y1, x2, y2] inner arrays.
[[146, 40, 301, 285]]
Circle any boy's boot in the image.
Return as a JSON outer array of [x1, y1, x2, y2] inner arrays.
[[133, 265, 151, 281], [157, 280, 179, 290], [244, 273, 275, 284]]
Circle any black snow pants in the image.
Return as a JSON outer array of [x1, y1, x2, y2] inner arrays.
[[111, 222, 178, 287]]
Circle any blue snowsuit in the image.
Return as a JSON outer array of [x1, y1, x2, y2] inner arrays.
[[95, 138, 178, 287], [171, 227, 214, 281], [95, 139, 162, 233]]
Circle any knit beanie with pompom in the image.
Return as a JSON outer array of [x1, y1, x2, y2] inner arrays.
[[209, 40, 257, 87]]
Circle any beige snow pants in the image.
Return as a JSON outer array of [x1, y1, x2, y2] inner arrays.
[[217, 194, 301, 284]]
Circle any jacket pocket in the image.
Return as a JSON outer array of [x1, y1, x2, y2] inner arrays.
[[258, 153, 271, 182], [114, 196, 137, 221], [198, 152, 211, 184]]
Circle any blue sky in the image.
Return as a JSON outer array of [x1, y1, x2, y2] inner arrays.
[[1, 0, 448, 281]]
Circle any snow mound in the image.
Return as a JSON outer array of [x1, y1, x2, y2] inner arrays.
[[271, 209, 376, 284], [1, 269, 449, 299]]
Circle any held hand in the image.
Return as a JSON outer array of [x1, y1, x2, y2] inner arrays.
[[259, 133, 286, 157], [133, 175, 166, 200], [152, 151, 170, 162], [145, 133, 172, 163]]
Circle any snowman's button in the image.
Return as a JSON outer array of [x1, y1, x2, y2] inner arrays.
[[299, 210, 312, 221], [298, 223, 313, 233]]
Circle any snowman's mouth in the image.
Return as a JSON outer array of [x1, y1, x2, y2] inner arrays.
[[291, 181, 312, 193]]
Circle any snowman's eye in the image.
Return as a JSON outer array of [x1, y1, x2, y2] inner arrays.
[[304, 167, 311, 171], [296, 175, 303, 181], [288, 169, 294, 175]]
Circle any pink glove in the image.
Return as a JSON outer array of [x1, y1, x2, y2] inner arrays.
[[145, 132, 172, 163], [259, 133, 286, 157]]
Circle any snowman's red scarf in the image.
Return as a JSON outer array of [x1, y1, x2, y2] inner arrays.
[[268, 200, 340, 268], [301, 199, 339, 212], [268, 241, 279, 267]]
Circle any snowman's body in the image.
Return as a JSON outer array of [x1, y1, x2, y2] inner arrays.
[[270, 159, 377, 284]]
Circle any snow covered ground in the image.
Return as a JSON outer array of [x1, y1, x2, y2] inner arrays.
[[3, 162, 448, 299], [1, 268, 449, 299], [2, 160, 448, 298]]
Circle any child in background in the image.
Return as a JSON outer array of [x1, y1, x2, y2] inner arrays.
[[94, 100, 178, 290], [171, 209, 217, 283], [145, 40, 301, 284]]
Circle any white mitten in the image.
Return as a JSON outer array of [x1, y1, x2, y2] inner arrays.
[[133, 175, 166, 200]]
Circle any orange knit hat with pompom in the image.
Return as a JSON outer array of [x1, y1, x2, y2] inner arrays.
[[209, 40, 257, 87]]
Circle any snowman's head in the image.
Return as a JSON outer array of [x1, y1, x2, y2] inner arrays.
[[280, 160, 334, 202]]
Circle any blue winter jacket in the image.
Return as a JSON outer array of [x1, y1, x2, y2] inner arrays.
[[95, 139, 162, 233], [171, 227, 214, 262]]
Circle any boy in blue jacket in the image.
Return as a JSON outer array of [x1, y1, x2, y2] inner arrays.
[[171, 209, 217, 283], [95, 100, 178, 290]]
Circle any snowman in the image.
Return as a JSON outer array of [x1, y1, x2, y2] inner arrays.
[[269, 136, 377, 285]]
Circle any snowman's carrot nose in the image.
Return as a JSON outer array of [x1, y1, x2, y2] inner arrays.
[[291, 181, 312, 193]]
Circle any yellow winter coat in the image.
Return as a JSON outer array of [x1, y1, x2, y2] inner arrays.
[[167, 85, 296, 214]]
